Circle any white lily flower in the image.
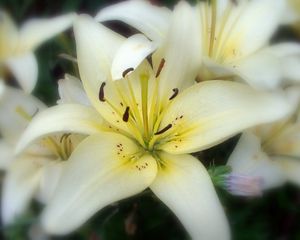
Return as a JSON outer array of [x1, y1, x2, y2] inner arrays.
[[0, 10, 75, 93], [0, 85, 85, 225], [15, 11, 296, 238], [228, 107, 300, 192], [96, 0, 300, 90]]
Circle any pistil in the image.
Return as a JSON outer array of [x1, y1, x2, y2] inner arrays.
[[140, 73, 150, 142]]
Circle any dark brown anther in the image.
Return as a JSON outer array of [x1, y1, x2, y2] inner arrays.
[[99, 82, 106, 102], [122, 106, 130, 122], [169, 88, 179, 100], [154, 123, 172, 135], [122, 67, 134, 78], [146, 55, 153, 69], [155, 58, 165, 78], [60, 133, 71, 143]]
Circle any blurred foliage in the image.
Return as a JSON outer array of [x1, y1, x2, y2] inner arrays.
[[1, 0, 300, 239]]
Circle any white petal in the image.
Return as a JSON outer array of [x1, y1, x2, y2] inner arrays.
[[16, 104, 104, 154], [0, 140, 14, 170], [150, 152, 230, 240], [42, 132, 157, 235], [5, 52, 38, 92], [232, 50, 282, 90], [0, 79, 5, 99], [18, 13, 75, 53], [266, 43, 300, 83], [2, 155, 43, 224], [157, 1, 201, 100], [0, 86, 46, 144], [111, 34, 157, 80], [74, 14, 123, 93], [227, 132, 286, 190], [222, 0, 284, 58], [57, 74, 90, 106], [95, 0, 171, 43], [36, 160, 66, 204], [158, 81, 294, 154], [0, 10, 18, 60], [74, 15, 137, 135]]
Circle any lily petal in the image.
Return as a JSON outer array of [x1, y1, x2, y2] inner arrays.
[[266, 43, 300, 83], [221, 0, 284, 59], [232, 50, 282, 90], [16, 104, 104, 154], [42, 132, 157, 235], [0, 10, 18, 60], [18, 13, 75, 53], [74, 15, 131, 128], [227, 132, 286, 190], [36, 160, 66, 204], [95, 0, 171, 43], [57, 74, 90, 106], [150, 152, 230, 240], [2, 155, 43, 224], [0, 86, 46, 144], [157, 1, 201, 100], [111, 34, 157, 80], [0, 140, 14, 170], [5, 52, 38, 92], [158, 81, 294, 154], [0, 79, 5, 99]]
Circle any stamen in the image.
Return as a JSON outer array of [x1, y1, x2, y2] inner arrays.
[[155, 58, 165, 78], [122, 106, 130, 122], [154, 123, 172, 135], [169, 88, 179, 100], [146, 55, 153, 69], [99, 82, 106, 102], [60, 133, 71, 143], [122, 68, 134, 78]]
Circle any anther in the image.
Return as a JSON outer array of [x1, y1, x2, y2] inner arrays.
[[122, 67, 134, 78], [60, 133, 71, 143], [122, 106, 130, 122], [169, 88, 179, 100], [99, 82, 106, 102], [155, 58, 165, 78], [154, 123, 172, 135]]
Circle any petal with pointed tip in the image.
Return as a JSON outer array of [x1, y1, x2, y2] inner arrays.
[[5, 53, 38, 92], [151, 152, 230, 240], [95, 0, 171, 43], [18, 13, 75, 53]]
